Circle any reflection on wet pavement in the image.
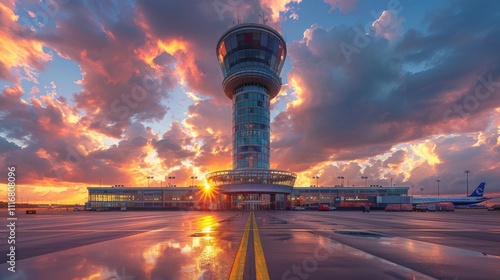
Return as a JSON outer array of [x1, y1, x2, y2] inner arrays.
[[1, 210, 499, 279], [261, 228, 436, 280], [0, 214, 239, 280], [256, 211, 500, 280]]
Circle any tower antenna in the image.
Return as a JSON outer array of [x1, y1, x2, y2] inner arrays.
[[233, 9, 240, 25], [233, 9, 242, 25], [259, 10, 268, 26]]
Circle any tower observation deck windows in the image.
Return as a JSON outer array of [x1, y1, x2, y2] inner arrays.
[[217, 29, 286, 77]]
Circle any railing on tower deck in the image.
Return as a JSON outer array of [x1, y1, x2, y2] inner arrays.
[[206, 169, 296, 187]]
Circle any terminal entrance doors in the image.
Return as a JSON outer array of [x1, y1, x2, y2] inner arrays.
[[226, 193, 286, 210]]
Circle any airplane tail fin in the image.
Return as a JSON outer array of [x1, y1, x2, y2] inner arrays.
[[468, 182, 486, 197]]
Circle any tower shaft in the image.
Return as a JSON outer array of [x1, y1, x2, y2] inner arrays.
[[232, 83, 270, 169]]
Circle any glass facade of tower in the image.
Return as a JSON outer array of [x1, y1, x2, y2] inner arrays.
[[232, 83, 271, 169]]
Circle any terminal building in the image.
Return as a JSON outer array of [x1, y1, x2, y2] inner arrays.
[[86, 185, 409, 210], [291, 187, 409, 208], [87, 187, 200, 210], [86, 23, 410, 210]]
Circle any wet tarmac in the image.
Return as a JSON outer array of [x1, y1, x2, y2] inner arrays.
[[0, 209, 499, 279]]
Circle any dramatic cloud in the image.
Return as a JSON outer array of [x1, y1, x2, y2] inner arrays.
[[0, 1, 51, 82], [259, 0, 302, 22], [2, 85, 144, 179], [372, 10, 404, 43], [184, 100, 233, 173], [153, 121, 195, 170]]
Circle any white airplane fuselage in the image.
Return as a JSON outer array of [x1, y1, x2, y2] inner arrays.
[[411, 196, 490, 206], [411, 182, 490, 206]]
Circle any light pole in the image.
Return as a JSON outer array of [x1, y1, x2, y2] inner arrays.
[[191, 176, 198, 187], [147, 176, 154, 188], [361, 176, 368, 188], [168, 176, 175, 187], [420, 188, 424, 196], [390, 177, 393, 187], [436, 180, 440, 197], [464, 170, 470, 195], [411, 185, 414, 196], [312, 175, 319, 187], [337, 176, 344, 187]]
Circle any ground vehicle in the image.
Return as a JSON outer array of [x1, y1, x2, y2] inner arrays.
[[385, 204, 413, 212], [487, 204, 500, 211], [435, 202, 455, 212], [318, 204, 330, 211], [73, 207, 81, 211], [292, 206, 305, 211], [329, 206, 336, 211], [414, 204, 428, 212], [120, 206, 127, 211], [415, 202, 454, 212]]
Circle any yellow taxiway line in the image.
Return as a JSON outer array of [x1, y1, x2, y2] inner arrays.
[[252, 211, 270, 280], [229, 212, 252, 280]]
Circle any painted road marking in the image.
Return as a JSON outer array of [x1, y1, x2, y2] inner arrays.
[[229, 212, 252, 280], [252, 212, 270, 280]]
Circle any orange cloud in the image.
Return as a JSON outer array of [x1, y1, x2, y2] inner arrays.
[[0, 1, 51, 82], [159, 39, 205, 87], [410, 142, 442, 166], [287, 73, 306, 108], [259, 0, 301, 23], [136, 37, 205, 89]]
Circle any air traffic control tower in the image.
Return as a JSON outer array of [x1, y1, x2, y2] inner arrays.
[[206, 23, 296, 210]]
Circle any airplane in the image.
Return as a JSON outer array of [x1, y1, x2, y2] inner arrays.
[[411, 182, 491, 206]]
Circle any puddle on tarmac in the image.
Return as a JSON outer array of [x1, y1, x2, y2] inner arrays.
[[335, 230, 387, 238]]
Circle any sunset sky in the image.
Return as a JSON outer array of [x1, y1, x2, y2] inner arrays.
[[1, 0, 499, 204]]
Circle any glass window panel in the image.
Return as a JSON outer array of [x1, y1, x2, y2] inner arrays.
[[267, 36, 274, 50], [253, 31, 260, 42], [265, 52, 271, 66], [244, 32, 252, 44], [224, 37, 232, 52], [237, 33, 244, 46], [231, 35, 237, 50], [259, 33, 266, 49]]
